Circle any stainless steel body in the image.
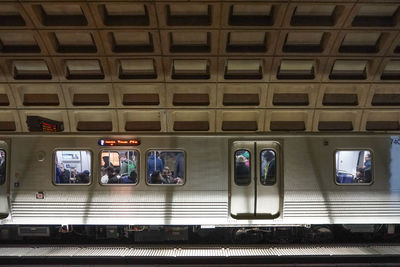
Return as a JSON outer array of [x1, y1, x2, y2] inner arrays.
[[0, 134, 399, 226]]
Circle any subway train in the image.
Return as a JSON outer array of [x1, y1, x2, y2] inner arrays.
[[0, 133, 399, 242]]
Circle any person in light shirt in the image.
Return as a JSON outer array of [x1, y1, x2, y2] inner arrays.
[[101, 166, 114, 184]]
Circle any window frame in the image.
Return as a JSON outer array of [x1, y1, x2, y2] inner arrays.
[[233, 149, 251, 186], [98, 149, 140, 186], [259, 149, 277, 186], [52, 149, 93, 186], [145, 149, 186, 186], [0, 149, 6, 186], [334, 148, 374, 186]]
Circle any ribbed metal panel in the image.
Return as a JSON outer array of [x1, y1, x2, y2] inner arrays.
[[44, 247, 81, 257], [11, 191, 228, 203], [24, 247, 67, 257], [179, 247, 226, 257], [74, 247, 130, 257], [0, 247, 33, 257], [11, 202, 228, 218], [126, 248, 176, 257], [284, 201, 400, 217]]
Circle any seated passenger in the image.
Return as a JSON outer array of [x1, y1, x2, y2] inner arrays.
[[173, 177, 183, 184], [150, 170, 168, 184], [162, 167, 173, 183], [59, 164, 71, 184], [114, 167, 121, 179], [69, 167, 78, 183], [355, 167, 365, 182], [101, 166, 114, 184], [108, 176, 119, 184], [77, 170, 90, 184], [149, 169, 182, 185], [120, 170, 137, 184], [108, 168, 119, 184]]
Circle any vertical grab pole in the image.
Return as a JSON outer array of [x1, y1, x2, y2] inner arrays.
[[154, 151, 156, 172]]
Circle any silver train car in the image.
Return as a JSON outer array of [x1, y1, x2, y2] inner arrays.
[[0, 134, 399, 230]]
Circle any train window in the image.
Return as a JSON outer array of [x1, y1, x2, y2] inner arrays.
[[147, 150, 184, 185], [54, 150, 91, 184], [234, 150, 251, 186], [100, 150, 138, 185], [0, 150, 5, 185], [260, 150, 276, 185], [335, 150, 373, 184]]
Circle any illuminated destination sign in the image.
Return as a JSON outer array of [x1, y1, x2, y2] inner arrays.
[[41, 122, 58, 132], [26, 116, 64, 132], [98, 139, 140, 146]]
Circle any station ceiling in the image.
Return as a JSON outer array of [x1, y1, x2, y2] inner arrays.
[[0, 0, 399, 133]]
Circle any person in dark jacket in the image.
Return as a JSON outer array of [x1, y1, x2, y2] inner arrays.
[[363, 153, 372, 183], [55, 166, 61, 184], [261, 151, 276, 185], [147, 152, 163, 181], [102, 156, 113, 168], [108, 168, 119, 184], [59, 164, 70, 184], [150, 170, 168, 184], [174, 153, 184, 180], [77, 170, 90, 184], [120, 170, 137, 184]]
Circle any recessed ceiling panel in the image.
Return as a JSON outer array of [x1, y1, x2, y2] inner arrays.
[[0, 0, 397, 133]]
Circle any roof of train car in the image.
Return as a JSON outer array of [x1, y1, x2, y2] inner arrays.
[[0, 0, 399, 134]]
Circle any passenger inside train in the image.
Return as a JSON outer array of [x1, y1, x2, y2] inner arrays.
[[100, 150, 138, 184], [261, 150, 276, 185], [234, 150, 251, 185], [147, 151, 184, 185], [233, 149, 277, 186], [335, 150, 372, 184], [54, 150, 91, 184]]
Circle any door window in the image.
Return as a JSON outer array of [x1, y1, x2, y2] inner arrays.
[[234, 149, 251, 186], [54, 150, 92, 184], [260, 150, 276, 185], [147, 150, 185, 185], [100, 150, 138, 185], [335, 150, 373, 184]]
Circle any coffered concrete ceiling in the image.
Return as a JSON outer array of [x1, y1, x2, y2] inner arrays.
[[0, 0, 398, 133]]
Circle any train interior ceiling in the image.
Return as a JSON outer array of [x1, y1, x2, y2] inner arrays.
[[0, 0, 400, 246]]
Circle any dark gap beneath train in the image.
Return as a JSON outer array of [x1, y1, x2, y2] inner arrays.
[[0, 224, 399, 245]]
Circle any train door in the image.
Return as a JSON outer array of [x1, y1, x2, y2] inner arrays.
[[230, 141, 255, 217], [256, 141, 280, 218], [0, 141, 8, 219], [230, 141, 280, 219]]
